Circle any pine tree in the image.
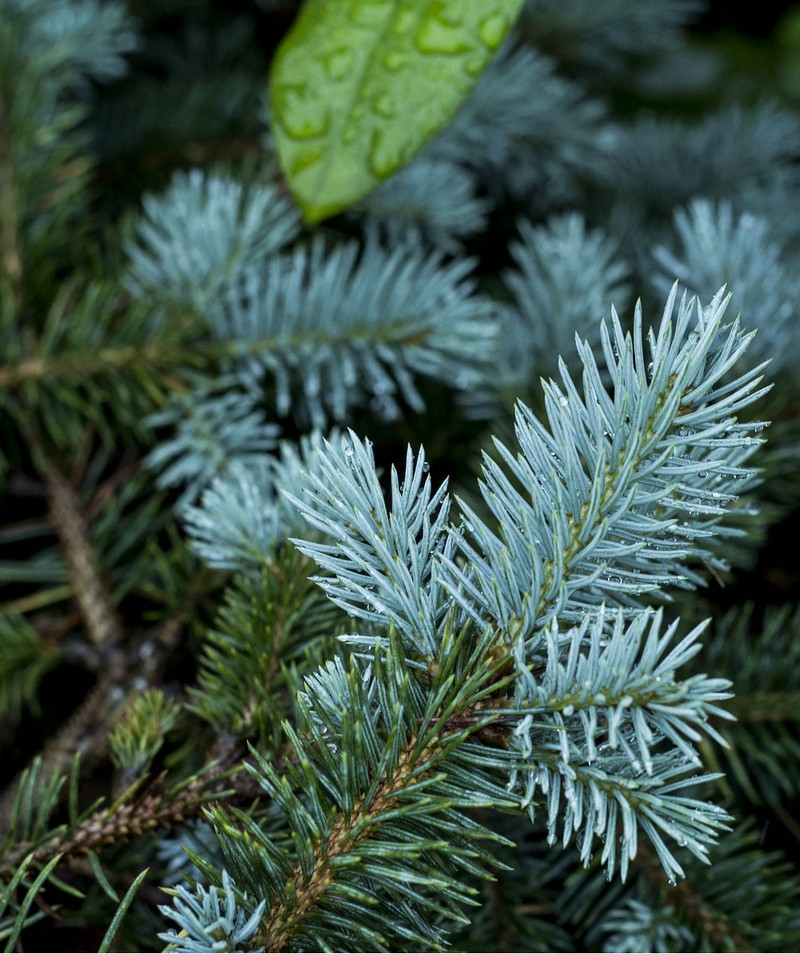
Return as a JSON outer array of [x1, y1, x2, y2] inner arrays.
[[1, 0, 799, 950]]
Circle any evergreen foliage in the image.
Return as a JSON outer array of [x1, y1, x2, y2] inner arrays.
[[651, 199, 800, 374], [1, 0, 800, 951]]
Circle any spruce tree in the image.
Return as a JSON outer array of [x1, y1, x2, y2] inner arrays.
[[1, 0, 799, 950]]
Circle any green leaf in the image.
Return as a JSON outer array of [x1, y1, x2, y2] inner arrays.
[[270, 0, 524, 223]]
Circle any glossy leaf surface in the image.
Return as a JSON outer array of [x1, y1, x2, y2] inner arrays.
[[270, 0, 524, 222]]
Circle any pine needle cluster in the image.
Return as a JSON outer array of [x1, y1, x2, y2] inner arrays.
[[1, 0, 799, 950]]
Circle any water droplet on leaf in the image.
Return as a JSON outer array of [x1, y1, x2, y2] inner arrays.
[[464, 55, 485, 76], [369, 132, 412, 178], [416, 15, 472, 55], [393, 7, 415, 34], [383, 50, 409, 70], [288, 145, 325, 176], [479, 12, 507, 50], [373, 92, 396, 117], [349, 0, 391, 29], [324, 46, 354, 80], [276, 89, 330, 140]]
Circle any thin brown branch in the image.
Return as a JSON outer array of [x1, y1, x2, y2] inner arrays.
[[42, 459, 123, 649], [259, 731, 440, 952], [0, 767, 260, 880], [0, 667, 120, 828], [0, 343, 201, 390], [0, 109, 23, 302], [0, 455, 214, 830], [0, 322, 430, 393]]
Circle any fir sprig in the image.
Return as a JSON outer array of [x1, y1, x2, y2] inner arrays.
[[163, 625, 519, 953], [210, 234, 500, 427], [442, 285, 768, 643]]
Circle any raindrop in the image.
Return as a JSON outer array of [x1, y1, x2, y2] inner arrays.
[[479, 12, 507, 50], [324, 47, 354, 81], [464, 56, 484, 76], [369, 132, 410, 178], [392, 7, 415, 34], [383, 50, 409, 71], [276, 90, 330, 139], [349, 0, 390, 29], [373, 92, 396, 118], [288, 145, 325, 177], [415, 16, 471, 55]]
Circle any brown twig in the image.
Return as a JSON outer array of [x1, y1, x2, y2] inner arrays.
[[0, 767, 259, 881], [0, 108, 23, 303], [42, 459, 124, 650], [258, 732, 437, 952], [0, 452, 213, 832]]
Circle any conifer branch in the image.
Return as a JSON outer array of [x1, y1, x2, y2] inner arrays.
[[42, 458, 123, 649], [0, 329, 431, 391], [0, 468, 211, 832], [2, 2, 798, 948], [0, 343, 202, 390], [0, 672, 117, 831], [0, 454, 126, 825], [0, 768, 257, 882], [258, 730, 433, 952], [0, 110, 23, 301], [631, 845, 752, 953]]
